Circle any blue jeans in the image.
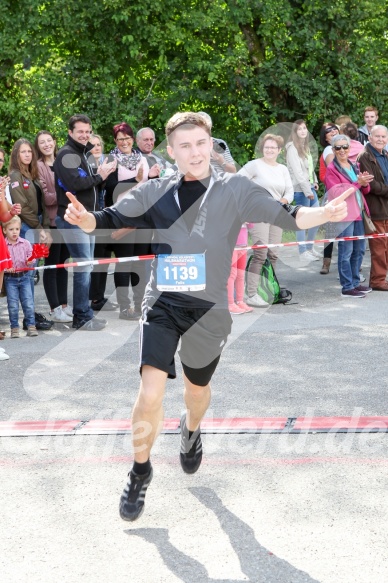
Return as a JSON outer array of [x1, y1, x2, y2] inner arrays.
[[55, 216, 95, 321], [337, 220, 365, 291], [4, 273, 35, 328], [294, 189, 319, 254], [20, 223, 36, 297]]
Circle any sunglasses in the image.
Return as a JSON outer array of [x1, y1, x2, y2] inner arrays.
[[325, 126, 337, 134], [333, 144, 349, 151]]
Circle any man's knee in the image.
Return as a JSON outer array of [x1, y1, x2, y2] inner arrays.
[[136, 366, 167, 413], [184, 377, 210, 398], [137, 388, 164, 413]]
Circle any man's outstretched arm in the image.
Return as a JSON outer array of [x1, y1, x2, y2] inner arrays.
[[64, 192, 97, 232], [295, 187, 353, 229]]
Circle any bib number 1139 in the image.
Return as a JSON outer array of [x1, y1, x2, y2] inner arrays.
[[156, 254, 206, 291], [164, 265, 198, 281]]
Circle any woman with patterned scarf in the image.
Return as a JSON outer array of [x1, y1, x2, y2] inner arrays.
[[104, 122, 156, 320]]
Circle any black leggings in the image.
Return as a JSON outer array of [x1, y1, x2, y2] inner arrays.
[[89, 235, 151, 311], [324, 242, 333, 259], [43, 227, 70, 309]]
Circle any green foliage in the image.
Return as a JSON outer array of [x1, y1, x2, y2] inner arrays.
[[0, 0, 387, 165]]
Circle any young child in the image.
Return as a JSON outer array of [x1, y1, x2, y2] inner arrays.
[[3, 216, 38, 337], [227, 223, 253, 315]]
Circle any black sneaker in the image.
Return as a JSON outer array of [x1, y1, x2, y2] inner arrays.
[[91, 298, 118, 311], [180, 414, 203, 474], [119, 467, 153, 522], [23, 312, 54, 331], [72, 317, 106, 331]]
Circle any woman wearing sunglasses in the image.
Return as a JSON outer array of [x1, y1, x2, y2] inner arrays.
[[325, 134, 373, 297]]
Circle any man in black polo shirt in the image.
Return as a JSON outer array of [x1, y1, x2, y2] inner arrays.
[[64, 112, 350, 521]]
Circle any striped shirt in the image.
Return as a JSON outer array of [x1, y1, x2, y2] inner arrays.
[[5, 237, 33, 270]]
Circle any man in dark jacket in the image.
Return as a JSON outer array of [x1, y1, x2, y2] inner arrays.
[[358, 125, 388, 291], [54, 114, 116, 330]]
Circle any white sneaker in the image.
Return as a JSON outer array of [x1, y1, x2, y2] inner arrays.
[[0, 351, 9, 361], [299, 251, 320, 262], [246, 293, 269, 308], [0, 347, 6, 353], [62, 305, 73, 317], [310, 248, 323, 258], [51, 306, 73, 323], [359, 274, 366, 283]]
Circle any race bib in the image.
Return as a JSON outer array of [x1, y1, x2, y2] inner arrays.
[[156, 253, 206, 292]]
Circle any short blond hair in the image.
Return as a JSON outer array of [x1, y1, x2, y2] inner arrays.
[[165, 112, 212, 144], [2, 214, 21, 232]]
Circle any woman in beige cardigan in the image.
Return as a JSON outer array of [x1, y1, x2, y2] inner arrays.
[[286, 120, 321, 262]]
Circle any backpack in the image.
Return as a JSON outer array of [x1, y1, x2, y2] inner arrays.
[[246, 257, 292, 305]]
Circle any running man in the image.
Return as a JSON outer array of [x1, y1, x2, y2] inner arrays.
[[64, 112, 350, 521]]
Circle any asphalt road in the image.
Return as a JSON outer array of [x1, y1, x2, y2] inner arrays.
[[1, 244, 387, 583]]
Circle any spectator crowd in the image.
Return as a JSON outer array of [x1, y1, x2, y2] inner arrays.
[[1, 106, 388, 362]]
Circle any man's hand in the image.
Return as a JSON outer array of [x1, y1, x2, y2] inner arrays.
[[295, 187, 353, 230], [323, 187, 353, 223], [97, 158, 117, 181], [148, 164, 160, 178], [64, 192, 96, 232]]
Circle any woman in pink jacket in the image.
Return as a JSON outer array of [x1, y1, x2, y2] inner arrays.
[[35, 131, 72, 323], [325, 134, 373, 298]]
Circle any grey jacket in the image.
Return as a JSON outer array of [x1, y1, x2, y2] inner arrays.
[[94, 168, 299, 308]]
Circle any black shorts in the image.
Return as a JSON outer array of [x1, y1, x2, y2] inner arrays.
[[139, 299, 232, 386]]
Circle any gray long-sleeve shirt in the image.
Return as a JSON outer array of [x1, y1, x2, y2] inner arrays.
[[93, 168, 298, 307]]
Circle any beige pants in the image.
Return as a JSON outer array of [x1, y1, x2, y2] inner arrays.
[[247, 222, 282, 297]]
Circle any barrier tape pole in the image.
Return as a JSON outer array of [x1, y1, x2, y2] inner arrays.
[[13, 232, 388, 273]]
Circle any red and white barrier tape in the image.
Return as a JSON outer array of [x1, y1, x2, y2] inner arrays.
[[14, 232, 388, 273]]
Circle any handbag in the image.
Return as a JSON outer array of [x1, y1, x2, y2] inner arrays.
[[362, 210, 376, 235], [360, 192, 376, 235]]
